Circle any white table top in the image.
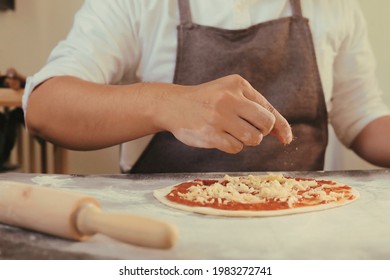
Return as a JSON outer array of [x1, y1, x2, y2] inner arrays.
[[0, 170, 389, 260]]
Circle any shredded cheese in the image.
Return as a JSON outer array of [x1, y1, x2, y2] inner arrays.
[[174, 174, 350, 208]]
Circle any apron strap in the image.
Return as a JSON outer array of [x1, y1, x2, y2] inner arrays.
[[178, 0, 192, 25], [290, 0, 303, 17]]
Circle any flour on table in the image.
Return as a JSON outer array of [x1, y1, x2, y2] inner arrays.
[[30, 175, 150, 206], [31, 175, 74, 187]]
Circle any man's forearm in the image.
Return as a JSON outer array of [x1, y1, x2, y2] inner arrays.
[[351, 115, 390, 167], [26, 76, 168, 150]]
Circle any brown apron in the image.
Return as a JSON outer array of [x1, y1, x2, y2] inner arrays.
[[131, 0, 328, 173]]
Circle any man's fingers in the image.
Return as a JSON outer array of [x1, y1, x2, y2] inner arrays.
[[173, 127, 245, 154], [219, 133, 245, 154], [225, 117, 264, 146], [236, 101, 275, 136], [270, 116, 293, 144], [241, 79, 293, 144]]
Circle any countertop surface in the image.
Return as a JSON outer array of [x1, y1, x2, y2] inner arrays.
[[0, 170, 389, 260]]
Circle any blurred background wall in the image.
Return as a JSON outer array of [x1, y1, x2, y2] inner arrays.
[[1, 0, 389, 174]]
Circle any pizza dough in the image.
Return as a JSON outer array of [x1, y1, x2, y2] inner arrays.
[[153, 174, 360, 217]]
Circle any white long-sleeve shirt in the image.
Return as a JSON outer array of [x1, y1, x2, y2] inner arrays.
[[23, 0, 390, 171]]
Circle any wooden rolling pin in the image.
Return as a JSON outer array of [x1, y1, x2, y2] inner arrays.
[[0, 181, 178, 249]]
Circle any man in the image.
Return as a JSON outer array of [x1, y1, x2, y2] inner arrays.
[[24, 0, 390, 173]]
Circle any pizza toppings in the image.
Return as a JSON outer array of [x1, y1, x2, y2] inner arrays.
[[165, 174, 356, 211]]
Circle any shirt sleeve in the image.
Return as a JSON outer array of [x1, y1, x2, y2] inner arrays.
[[23, 0, 141, 111], [329, 0, 390, 148]]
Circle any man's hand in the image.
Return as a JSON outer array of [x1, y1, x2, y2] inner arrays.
[[155, 74, 292, 153]]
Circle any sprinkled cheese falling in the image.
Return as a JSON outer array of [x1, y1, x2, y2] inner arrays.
[[175, 174, 349, 208]]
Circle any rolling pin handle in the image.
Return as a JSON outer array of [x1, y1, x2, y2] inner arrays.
[[76, 203, 178, 249]]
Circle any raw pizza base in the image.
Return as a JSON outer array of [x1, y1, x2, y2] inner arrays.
[[153, 182, 360, 217]]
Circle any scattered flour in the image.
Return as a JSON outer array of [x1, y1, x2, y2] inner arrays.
[[31, 175, 74, 187]]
